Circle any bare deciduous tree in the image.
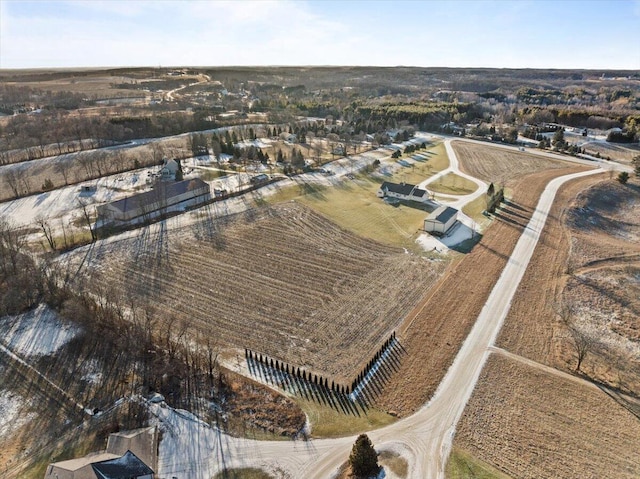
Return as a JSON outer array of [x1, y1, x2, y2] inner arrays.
[[567, 325, 595, 372], [4, 169, 20, 198], [35, 215, 56, 250], [0, 218, 24, 275], [78, 198, 97, 242], [55, 159, 73, 185], [556, 300, 596, 372]]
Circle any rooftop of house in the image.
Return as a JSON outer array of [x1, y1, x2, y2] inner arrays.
[[106, 178, 209, 214], [380, 181, 416, 196], [92, 450, 154, 479], [49, 453, 120, 472], [427, 205, 458, 224]]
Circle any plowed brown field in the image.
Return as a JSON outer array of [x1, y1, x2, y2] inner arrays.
[[455, 353, 640, 479], [451, 141, 569, 185], [455, 168, 640, 477], [374, 141, 590, 415], [65, 202, 445, 384]]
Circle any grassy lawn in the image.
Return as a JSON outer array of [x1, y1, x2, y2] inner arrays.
[[295, 396, 397, 438], [266, 143, 450, 252], [213, 468, 274, 479], [461, 194, 493, 229], [446, 448, 511, 479], [428, 172, 478, 195]]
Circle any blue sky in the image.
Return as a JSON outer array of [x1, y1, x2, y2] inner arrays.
[[1, 0, 639, 69]]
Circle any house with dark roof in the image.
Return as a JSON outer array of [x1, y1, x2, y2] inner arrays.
[[44, 427, 157, 479], [377, 181, 431, 204], [424, 205, 458, 235], [92, 450, 154, 479], [97, 178, 211, 224]]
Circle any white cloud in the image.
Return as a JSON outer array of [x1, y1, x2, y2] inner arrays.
[[1, 0, 638, 69]]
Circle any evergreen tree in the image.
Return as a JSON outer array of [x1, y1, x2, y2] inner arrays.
[[552, 128, 565, 149], [349, 434, 379, 478], [617, 171, 630, 184], [632, 155, 640, 177]]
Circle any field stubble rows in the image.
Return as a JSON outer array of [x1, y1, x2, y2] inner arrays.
[[65, 202, 445, 384]]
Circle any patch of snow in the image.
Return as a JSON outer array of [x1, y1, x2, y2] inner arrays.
[[415, 212, 480, 254], [0, 304, 78, 358], [0, 392, 34, 437], [80, 359, 103, 384], [149, 401, 220, 479]]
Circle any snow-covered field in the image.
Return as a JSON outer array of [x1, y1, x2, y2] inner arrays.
[[0, 304, 78, 358]]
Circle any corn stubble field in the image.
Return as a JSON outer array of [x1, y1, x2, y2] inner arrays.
[[451, 141, 570, 184], [65, 202, 445, 384]]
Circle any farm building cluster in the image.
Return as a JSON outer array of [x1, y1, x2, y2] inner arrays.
[[377, 181, 459, 235]]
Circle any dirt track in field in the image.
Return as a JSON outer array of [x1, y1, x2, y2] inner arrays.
[[449, 141, 570, 185], [497, 175, 640, 391], [453, 167, 640, 477]]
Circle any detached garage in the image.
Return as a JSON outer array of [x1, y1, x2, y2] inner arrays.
[[424, 205, 458, 235]]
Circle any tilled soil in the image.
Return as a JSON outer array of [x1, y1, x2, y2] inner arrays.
[[455, 353, 640, 479], [65, 202, 445, 385]]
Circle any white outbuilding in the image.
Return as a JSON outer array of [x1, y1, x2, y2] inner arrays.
[[424, 205, 458, 235]]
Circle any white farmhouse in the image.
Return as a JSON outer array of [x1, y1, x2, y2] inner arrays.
[[159, 158, 180, 181], [424, 205, 458, 235], [377, 181, 432, 204]]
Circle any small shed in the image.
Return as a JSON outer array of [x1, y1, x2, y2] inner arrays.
[[424, 205, 458, 235], [250, 173, 269, 185]]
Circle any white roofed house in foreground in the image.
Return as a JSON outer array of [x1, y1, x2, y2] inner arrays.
[[424, 205, 458, 235]]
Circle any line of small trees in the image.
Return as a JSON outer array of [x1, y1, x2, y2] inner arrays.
[[349, 332, 396, 395], [486, 182, 505, 213], [245, 349, 351, 394], [245, 331, 396, 398]]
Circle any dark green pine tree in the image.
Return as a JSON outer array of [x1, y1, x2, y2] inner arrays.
[[349, 434, 380, 477]]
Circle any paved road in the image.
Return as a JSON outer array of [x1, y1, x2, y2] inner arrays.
[[182, 166, 602, 479]]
